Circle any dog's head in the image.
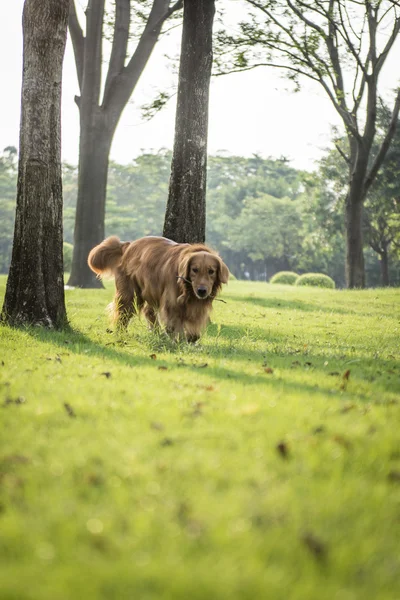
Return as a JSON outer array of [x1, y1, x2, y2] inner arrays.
[[177, 250, 229, 303]]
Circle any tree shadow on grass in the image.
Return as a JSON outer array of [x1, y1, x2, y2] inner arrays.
[[16, 320, 398, 404], [225, 293, 393, 318]]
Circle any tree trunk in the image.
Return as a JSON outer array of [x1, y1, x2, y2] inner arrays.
[[380, 246, 390, 287], [345, 194, 365, 289], [67, 113, 113, 288], [163, 0, 215, 243], [67, 0, 180, 287], [1, 0, 69, 328]]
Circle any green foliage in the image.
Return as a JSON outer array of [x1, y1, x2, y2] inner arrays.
[[63, 242, 73, 272], [1, 149, 399, 286], [296, 273, 336, 289], [270, 271, 299, 285], [1, 278, 400, 599]]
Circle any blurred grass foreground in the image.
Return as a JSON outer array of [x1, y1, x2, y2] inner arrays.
[[0, 276, 399, 600]]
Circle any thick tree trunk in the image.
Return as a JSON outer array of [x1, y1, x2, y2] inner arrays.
[[345, 194, 365, 289], [163, 0, 215, 243], [1, 0, 68, 328], [67, 113, 113, 288], [380, 247, 390, 287]]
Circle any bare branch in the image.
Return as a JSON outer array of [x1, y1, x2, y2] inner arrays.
[[103, 0, 130, 105], [68, 0, 84, 92], [335, 141, 351, 165], [365, 87, 400, 194], [83, 0, 106, 108], [103, 0, 183, 114]]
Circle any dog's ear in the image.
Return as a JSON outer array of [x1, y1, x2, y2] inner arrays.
[[177, 252, 193, 304], [178, 253, 192, 281], [217, 257, 230, 284]]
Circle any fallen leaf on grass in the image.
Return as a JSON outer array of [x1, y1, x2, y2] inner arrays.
[[332, 434, 352, 450], [264, 367, 274, 374], [160, 437, 174, 447], [312, 425, 326, 434], [302, 532, 327, 560], [63, 403, 76, 418], [158, 366, 168, 371], [101, 372, 112, 379], [340, 369, 351, 390], [387, 470, 400, 483], [340, 403, 355, 414], [276, 441, 289, 458], [3, 396, 26, 407], [150, 354, 157, 360], [194, 363, 208, 369], [150, 421, 164, 431]]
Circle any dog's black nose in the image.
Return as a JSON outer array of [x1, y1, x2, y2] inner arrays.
[[197, 287, 207, 297]]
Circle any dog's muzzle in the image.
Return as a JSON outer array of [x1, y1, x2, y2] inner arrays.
[[196, 286, 208, 299]]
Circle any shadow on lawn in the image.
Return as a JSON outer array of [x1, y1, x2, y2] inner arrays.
[[225, 294, 377, 317], [19, 319, 398, 403]]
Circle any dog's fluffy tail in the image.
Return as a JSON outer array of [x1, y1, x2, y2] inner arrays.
[[88, 236, 129, 277]]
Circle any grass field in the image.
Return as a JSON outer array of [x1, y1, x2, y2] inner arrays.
[[0, 276, 399, 600]]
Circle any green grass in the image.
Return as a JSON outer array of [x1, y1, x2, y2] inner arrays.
[[1, 276, 400, 600]]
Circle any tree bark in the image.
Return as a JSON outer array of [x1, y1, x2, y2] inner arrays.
[[380, 246, 390, 287], [163, 0, 215, 243], [67, 0, 181, 288], [345, 194, 365, 289], [67, 112, 113, 287], [1, 0, 69, 328]]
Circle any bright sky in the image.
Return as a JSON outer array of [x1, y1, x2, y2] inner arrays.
[[1, 1, 399, 172]]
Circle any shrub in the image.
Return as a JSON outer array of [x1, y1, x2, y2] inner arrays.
[[296, 273, 335, 289], [270, 271, 299, 285], [63, 242, 73, 273]]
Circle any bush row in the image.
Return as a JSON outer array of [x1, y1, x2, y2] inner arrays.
[[270, 271, 335, 289]]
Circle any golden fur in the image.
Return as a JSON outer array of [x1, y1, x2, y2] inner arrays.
[[88, 235, 229, 342]]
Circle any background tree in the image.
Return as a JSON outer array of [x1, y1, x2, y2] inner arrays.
[[68, 0, 183, 288], [0, 147, 18, 274], [216, 0, 400, 288], [163, 0, 216, 242], [1, 0, 69, 328]]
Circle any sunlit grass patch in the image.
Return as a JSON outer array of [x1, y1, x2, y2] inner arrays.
[[0, 276, 399, 600]]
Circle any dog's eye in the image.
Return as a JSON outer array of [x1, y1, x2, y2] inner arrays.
[[192, 267, 199, 273], [208, 269, 215, 276]]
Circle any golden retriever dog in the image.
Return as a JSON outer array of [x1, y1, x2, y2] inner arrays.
[[88, 236, 229, 342]]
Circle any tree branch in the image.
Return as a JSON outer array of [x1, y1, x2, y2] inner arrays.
[[103, 0, 183, 114], [103, 0, 131, 105], [364, 87, 400, 195], [82, 0, 106, 108], [68, 0, 84, 93]]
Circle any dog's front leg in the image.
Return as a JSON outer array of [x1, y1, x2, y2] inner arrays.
[[186, 333, 200, 344]]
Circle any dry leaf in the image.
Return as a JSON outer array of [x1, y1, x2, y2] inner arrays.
[[64, 402, 76, 418], [302, 532, 327, 560], [276, 441, 289, 458]]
